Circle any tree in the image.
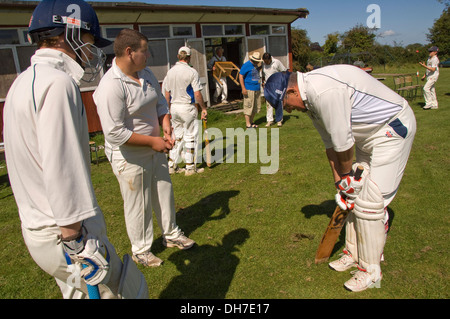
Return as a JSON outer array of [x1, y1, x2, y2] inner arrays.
[[340, 24, 376, 53], [291, 28, 311, 71], [323, 33, 339, 55], [427, 6, 450, 56]]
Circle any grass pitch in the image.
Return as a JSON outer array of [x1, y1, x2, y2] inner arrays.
[[0, 65, 448, 301]]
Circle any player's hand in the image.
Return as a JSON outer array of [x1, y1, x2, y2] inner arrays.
[[201, 110, 207, 121], [153, 137, 172, 153], [60, 229, 111, 286], [335, 171, 364, 201], [335, 191, 355, 211]]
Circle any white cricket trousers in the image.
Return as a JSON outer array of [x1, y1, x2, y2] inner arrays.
[[354, 105, 416, 207], [21, 214, 123, 299], [423, 76, 438, 108], [169, 103, 199, 170], [213, 76, 228, 102], [111, 152, 181, 255]]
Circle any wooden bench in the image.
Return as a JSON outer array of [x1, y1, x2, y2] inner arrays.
[[393, 74, 422, 100]]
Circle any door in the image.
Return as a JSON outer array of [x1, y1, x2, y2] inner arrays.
[[187, 38, 210, 106]]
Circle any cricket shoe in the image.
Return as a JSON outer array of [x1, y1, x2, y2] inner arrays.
[[344, 267, 382, 292], [329, 250, 357, 272], [132, 251, 163, 267], [169, 167, 185, 174], [185, 167, 204, 176], [163, 233, 195, 250]]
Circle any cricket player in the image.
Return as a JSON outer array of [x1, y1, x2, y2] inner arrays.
[[264, 65, 416, 292], [163, 46, 208, 176], [3, 0, 148, 298], [94, 29, 195, 268], [419, 46, 440, 110]]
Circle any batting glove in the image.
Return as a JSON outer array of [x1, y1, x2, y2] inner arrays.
[[60, 228, 111, 286], [335, 168, 365, 211]]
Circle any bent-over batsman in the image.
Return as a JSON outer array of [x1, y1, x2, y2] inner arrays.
[[264, 65, 416, 292]]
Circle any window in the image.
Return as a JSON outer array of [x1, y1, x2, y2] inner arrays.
[[250, 25, 270, 35], [0, 29, 20, 45], [271, 25, 286, 35], [224, 25, 243, 35], [102, 25, 134, 40], [140, 25, 170, 39], [202, 25, 222, 36], [172, 26, 194, 37]]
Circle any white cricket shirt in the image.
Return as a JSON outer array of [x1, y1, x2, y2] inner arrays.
[[263, 58, 287, 80], [426, 55, 439, 78], [93, 58, 169, 162], [162, 61, 202, 105], [298, 65, 409, 152], [3, 49, 101, 229]]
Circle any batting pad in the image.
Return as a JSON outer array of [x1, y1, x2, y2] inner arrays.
[[344, 212, 358, 262], [354, 177, 385, 279], [118, 254, 149, 299]]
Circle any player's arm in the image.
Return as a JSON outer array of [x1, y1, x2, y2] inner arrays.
[[326, 147, 354, 183]]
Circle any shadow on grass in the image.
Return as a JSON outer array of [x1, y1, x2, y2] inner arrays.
[[159, 228, 250, 299]]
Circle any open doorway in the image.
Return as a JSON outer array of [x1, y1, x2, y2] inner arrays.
[[205, 37, 245, 105]]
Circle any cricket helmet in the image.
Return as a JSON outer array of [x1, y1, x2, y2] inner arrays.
[[28, 0, 111, 81]]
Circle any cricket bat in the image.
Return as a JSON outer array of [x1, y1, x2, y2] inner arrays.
[[203, 119, 211, 167], [314, 165, 364, 264]]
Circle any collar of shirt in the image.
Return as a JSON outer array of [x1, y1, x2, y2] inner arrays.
[[31, 48, 85, 85], [111, 57, 150, 88], [297, 72, 308, 102]]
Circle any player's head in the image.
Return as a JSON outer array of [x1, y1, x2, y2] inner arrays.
[[177, 46, 191, 61], [28, 0, 111, 82], [264, 71, 307, 113]]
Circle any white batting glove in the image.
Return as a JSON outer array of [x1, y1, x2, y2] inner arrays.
[[60, 229, 111, 286], [335, 166, 366, 211]]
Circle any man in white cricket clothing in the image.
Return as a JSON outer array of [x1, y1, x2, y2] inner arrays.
[[3, 0, 148, 298], [93, 30, 195, 268], [264, 65, 416, 292], [419, 46, 440, 110], [262, 52, 287, 127], [163, 46, 208, 176]]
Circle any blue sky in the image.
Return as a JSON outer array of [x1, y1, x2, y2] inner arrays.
[[93, 0, 447, 46]]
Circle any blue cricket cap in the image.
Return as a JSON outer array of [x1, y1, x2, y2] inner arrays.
[[264, 71, 291, 111]]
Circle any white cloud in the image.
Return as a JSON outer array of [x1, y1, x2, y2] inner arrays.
[[379, 30, 397, 37]]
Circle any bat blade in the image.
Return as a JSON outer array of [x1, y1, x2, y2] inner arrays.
[[203, 119, 211, 167], [314, 165, 365, 264], [314, 206, 349, 264]]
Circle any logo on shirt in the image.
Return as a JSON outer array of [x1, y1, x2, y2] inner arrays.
[[385, 130, 393, 138]]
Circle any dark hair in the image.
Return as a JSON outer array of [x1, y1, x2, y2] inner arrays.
[[114, 28, 148, 57], [262, 52, 272, 60]]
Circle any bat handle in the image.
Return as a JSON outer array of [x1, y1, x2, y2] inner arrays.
[[353, 165, 364, 180], [82, 264, 101, 299]]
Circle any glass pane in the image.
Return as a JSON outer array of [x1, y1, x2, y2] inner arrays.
[[202, 25, 222, 36], [173, 26, 193, 37], [271, 26, 285, 34], [0, 48, 18, 99], [140, 25, 170, 39], [224, 25, 243, 35], [0, 29, 20, 45], [147, 40, 168, 81], [250, 25, 269, 35], [105, 27, 127, 39]]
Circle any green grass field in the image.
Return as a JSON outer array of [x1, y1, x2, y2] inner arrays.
[[0, 65, 448, 300]]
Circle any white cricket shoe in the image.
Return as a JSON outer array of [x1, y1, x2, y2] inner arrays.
[[329, 250, 357, 272], [163, 233, 195, 250], [185, 167, 204, 176], [344, 268, 382, 292], [132, 251, 163, 267]]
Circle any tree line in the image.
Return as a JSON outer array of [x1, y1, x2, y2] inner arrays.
[[291, 6, 449, 71]]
